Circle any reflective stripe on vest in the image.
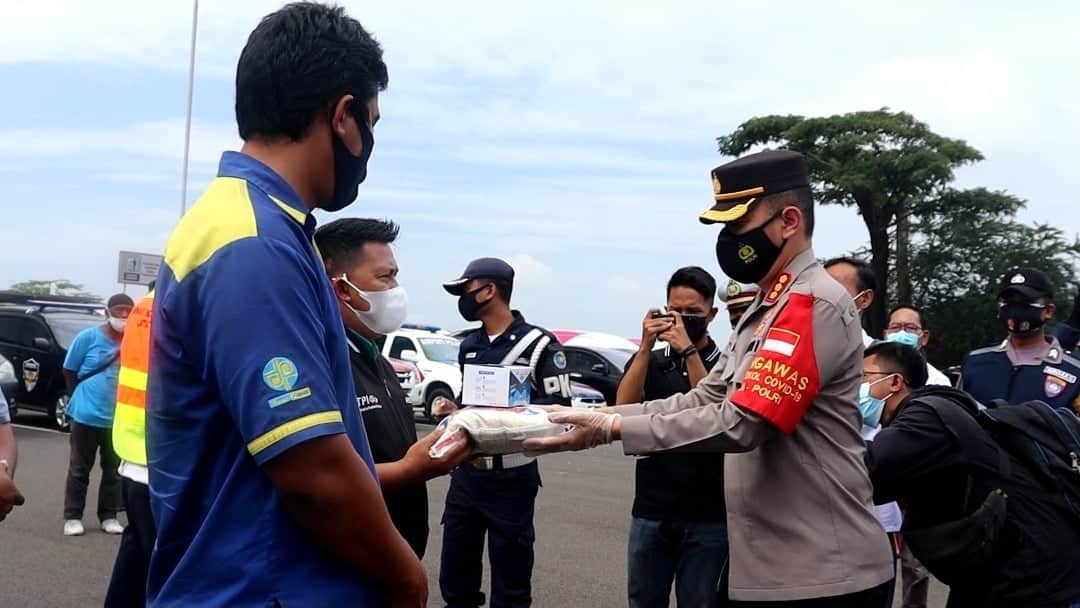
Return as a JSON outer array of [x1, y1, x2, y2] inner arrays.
[[112, 292, 154, 466]]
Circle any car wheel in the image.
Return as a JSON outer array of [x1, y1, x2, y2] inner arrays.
[[424, 386, 453, 422], [50, 394, 71, 432]]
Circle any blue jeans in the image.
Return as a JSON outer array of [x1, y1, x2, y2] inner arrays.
[[628, 517, 729, 608]]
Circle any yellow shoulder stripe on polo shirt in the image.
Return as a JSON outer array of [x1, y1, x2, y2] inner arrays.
[[270, 196, 308, 224], [247, 411, 344, 457], [165, 177, 258, 282]]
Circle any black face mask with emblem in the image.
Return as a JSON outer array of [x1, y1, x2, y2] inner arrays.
[[715, 211, 784, 284], [998, 302, 1046, 334]]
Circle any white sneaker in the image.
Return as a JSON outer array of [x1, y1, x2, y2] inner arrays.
[[101, 518, 125, 535], [63, 519, 85, 536]]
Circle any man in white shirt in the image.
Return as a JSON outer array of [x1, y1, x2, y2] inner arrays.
[[824, 257, 878, 346], [884, 305, 952, 387]]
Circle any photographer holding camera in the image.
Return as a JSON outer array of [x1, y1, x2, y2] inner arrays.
[[616, 266, 727, 608]]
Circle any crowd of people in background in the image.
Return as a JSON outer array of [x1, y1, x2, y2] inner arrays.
[[3, 3, 1080, 608]]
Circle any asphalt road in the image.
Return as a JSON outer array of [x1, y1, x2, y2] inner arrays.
[[1, 413, 948, 607]]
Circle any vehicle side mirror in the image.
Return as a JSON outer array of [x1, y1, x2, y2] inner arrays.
[[33, 337, 51, 350], [590, 362, 607, 374], [400, 350, 419, 363]]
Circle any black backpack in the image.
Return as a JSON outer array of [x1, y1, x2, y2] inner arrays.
[[906, 388, 1080, 602], [979, 398, 1080, 518]]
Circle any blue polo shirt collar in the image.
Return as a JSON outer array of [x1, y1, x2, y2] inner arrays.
[[218, 151, 316, 234]]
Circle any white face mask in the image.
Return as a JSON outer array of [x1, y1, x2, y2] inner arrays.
[[852, 289, 871, 313], [339, 275, 408, 335], [108, 317, 127, 333]]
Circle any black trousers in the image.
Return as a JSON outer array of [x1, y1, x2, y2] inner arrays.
[[440, 462, 540, 608], [104, 478, 157, 608], [63, 421, 122, 521], [729, 580, 894, 608]]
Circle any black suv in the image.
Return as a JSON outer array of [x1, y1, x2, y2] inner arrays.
[[0, 296, 106, 430]]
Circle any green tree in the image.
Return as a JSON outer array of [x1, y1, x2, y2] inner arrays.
[[717, 109, 982, 336], [909, 188, 1080, 367], [9, 279, 99, 300]]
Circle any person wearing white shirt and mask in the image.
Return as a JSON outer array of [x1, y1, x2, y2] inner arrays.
[[825, 257, 877, 346], [884, 305, 952, 387]]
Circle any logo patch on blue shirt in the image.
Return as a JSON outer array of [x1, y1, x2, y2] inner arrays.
[[263, 357, 299, 391]]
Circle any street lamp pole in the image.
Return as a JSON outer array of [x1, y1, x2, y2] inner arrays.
[[180, 0, 200, 218]]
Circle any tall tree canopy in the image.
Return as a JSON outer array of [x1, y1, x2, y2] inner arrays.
[[9, 279, 99, 300], [717, 109, 982, 337]]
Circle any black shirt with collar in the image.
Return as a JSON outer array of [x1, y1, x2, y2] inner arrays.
[[627, 338, 727, 522], [345, 329, 428, 558]]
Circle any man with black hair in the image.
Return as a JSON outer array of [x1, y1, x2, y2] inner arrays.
[[884, 304, 950, 388], [616, 266, 727, 608], [825, 256, 877, 345], [147, 4, 427, 607], [879, 303, 945, 608], [440, 257, 572, 608], [314, 218, 471, 558], [959, 268, 1080, 412], [863, 341, 1080, 607], [526, 150, 893, 606]]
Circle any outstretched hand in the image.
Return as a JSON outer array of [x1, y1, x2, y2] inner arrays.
[[522, 409, 620, 456]]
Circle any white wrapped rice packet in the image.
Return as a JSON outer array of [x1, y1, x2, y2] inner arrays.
[[429, 406, 566, 457]]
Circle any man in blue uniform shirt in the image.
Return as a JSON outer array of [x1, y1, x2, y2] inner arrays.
[[439, 257, 572, 608], [147, 4, 427, 607], [960, 268, 1080, 413]]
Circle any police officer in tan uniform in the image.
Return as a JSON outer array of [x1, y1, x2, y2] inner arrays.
[[525, 150, 894, 607]]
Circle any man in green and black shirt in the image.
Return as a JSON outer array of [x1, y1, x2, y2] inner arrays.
[[615, 266, 728, 608], [315, 218, 471, 558]]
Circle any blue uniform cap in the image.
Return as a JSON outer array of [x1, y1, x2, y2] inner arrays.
[[443, 258, 515, 295]]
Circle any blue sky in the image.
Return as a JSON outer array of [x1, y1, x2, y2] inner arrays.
[[2, 0, 1078, 344]]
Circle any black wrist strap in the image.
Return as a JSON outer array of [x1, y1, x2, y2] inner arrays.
[[678, 345, 699, 359]]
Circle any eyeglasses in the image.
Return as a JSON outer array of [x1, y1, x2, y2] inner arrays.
[[862, 370, 896, 378], [886, 323, 922, 333]]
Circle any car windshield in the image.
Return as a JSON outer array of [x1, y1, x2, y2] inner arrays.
[[419, 338, 460, 364], [594, 348, 634, 369], [48, 314, 103, 349]]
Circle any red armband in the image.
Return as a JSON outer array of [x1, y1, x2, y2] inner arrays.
[[730, 293, 820, 434]]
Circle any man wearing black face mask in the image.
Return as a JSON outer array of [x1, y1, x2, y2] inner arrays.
[[525, 150, 894, 606], [147, 5, 430, 607], [439, 257, 571, 608], [959, 268, 1080, 412], [615, 266, 728, 608]]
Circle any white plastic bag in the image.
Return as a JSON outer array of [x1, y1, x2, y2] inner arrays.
[[429, 406, 565, 457]]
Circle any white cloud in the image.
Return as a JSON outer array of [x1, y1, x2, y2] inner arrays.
[[503, 254, 555, 283]]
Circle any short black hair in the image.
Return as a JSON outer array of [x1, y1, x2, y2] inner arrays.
[[236, 2, 389, 141], [667, 266, 717, 303], [764, 186, 814, 236], [865, 341, 928, 389], [889, 304, 928, 330], [314, 218, 399, 275], [486, 279, 513, 305], [824, 256, 877, 294]]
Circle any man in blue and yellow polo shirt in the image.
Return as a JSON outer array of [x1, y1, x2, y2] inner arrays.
[[146, 4, 426, 607]]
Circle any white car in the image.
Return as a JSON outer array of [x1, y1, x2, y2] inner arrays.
[[382, 329, 463, 420]]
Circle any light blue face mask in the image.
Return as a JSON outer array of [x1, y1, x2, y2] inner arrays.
[[886, 330, 921, 349], [858, 375, 897, 427]]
